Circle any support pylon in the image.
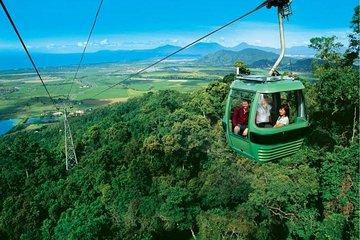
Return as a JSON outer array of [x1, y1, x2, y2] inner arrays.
[[64, 109, 78, 170]]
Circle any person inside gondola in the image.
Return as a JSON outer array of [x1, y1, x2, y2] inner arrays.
[[274, 103, 289, 128], [256, 94, 272, 128], [232, 100, 249, 136]]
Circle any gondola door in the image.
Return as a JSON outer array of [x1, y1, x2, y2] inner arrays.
[[226, 89, 256, 160]]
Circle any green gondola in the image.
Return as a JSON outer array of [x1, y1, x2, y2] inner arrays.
[[223, 0, 310, 161], [223, 76, 309, 162]]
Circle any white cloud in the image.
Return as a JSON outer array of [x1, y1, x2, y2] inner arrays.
[[46, 43, 55, 49], [100, 39, 108, 45], [0, 21, 351, 53], [77, 41, 88, 47], [204, 21, 350, 48]]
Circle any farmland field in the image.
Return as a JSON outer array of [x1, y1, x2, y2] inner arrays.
[[0, 61, 238, 119], [0, 60, 305, 121]]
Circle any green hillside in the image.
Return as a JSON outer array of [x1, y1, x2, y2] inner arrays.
[[198, 48, 278, 66], [198, 48, 314, 72], [0, 64, 358, 239], [0, 6, 359, 240]]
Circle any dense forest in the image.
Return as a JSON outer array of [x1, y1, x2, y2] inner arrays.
[[0, 6, 359, 240]]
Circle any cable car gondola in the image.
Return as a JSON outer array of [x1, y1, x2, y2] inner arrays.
[[223, 0, 310, 162]]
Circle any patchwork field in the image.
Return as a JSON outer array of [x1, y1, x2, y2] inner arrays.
[[0, 61, 238, 119], [0, 59, 309, 121]]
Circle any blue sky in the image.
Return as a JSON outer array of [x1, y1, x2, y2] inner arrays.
[[0, 0, 358, 53]]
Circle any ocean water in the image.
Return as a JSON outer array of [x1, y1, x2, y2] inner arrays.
[[0, 119, 19, 136]]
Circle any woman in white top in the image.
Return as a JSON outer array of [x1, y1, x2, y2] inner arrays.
[[256, 96, 272, 127], [274, 104, 289, 128]]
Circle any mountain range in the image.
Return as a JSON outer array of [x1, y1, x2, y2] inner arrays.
[[0, 42, 317, 71], [198, 48, 279, 66]]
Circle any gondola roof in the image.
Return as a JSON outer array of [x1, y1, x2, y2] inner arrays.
[[231, 76, 305, 93]]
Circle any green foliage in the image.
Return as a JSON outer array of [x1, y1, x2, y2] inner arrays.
[[320, 144, 359, 225], [242, 163, 319, 239], [309, 36, 343, 66], [199, 159, 251, 209], [221, 73, 236, 84], [344, 6, 360, 66], [0, 79, 359, 239], [0, 11, 359, 239], [309, 64, 359, 145], [197, 209, 255, 240], [234, 61, 251, 75], [308, 11, 360, 146], [54, 200, 111, 239]]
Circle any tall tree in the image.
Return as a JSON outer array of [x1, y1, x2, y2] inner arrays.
[[308, 9, 360, 145], [309, 36, 343, 67], [344, 6, 360, 66], [234, 60, 251, 75]]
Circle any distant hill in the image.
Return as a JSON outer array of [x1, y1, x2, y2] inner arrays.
[[230, 42, 278, 54], [0, 42, 317, 71], [0, 45, 186, 70], [287, 58, 314, 72], [229, 42, 317, 57], [250, 59, 277, 69], [198, 48, 279, 66], [266, 58, 313, 72], [285, 46, 316, 57], [198, 48, 313, 72], [0, 43, 218, 70], [182, 42, 224, 56]]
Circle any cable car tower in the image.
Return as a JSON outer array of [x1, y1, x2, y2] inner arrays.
[[64, 109, 78, 171]]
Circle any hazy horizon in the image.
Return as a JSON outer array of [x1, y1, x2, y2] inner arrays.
[[0, 0, 357, 53], [0, 40, 320, 55]]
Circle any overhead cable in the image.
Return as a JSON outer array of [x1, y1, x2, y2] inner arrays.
[[66, 0, 104, 100], [0, 0, 58, 108]]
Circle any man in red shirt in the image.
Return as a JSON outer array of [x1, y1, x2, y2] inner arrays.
[[232, 100, 249, 136]]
